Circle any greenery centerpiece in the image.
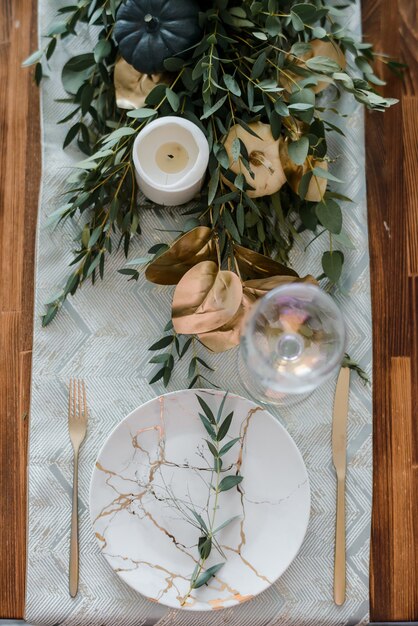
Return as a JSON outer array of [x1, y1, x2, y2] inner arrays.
[[25, 0, 400, 385]]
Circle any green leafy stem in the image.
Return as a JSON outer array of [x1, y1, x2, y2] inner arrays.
[[180, 392, 243, 605]]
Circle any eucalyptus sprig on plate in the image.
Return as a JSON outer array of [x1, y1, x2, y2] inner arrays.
[[181, 392, 243, 605]]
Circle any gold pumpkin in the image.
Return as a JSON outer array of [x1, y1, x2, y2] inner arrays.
[[222, 122, 286, 198], [281, 39, 346, 94], [114, 57, 167, 110], [279, 139, 328, 202]]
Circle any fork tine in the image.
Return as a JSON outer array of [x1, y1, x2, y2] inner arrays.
[[82, 380, 87, 420], [68, 378, 73, 420], [73, 378, 77, 419]]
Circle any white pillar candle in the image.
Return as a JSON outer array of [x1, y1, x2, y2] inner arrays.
[[132, 116, 210, 207]]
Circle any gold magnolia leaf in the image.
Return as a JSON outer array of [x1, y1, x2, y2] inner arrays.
[[198, 291, 256, 353], [145, 227, 216, 285], [114, 57, 167, 110], [198, 274, 317, 353], [244, 274, 317, 298], [172, 261, 243, 335], [233, 244, 299, 279]]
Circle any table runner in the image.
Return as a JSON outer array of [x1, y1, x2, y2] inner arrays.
[[25, 0, 372, 623]]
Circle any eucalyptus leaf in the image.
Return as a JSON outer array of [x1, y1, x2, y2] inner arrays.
[[322, 251, 344, 283], [316, 199, 342, 234], [288, 136, 309, 165], [192, 563, 224, 589], [218, 475, 243, 492]]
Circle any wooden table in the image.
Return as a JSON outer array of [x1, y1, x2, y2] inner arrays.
[[0, 0, 417, 621]]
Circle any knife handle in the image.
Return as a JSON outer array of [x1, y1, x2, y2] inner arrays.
[[334, 476, 346, 605]]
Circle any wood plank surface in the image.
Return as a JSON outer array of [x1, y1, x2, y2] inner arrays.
[[0, 0, 416, 620], [362, 0, 418, 620], [0, 0, 39, 617]]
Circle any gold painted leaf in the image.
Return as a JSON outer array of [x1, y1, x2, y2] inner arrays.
[[172, 261, 243, 335], [233, 244, 299, 279], [244, 274, 317, 298], [198, 291, 256, 353], [145, 227, 216, 285], [198, 274, 317, 353]]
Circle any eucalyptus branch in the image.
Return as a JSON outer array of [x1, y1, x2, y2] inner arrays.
[[180, 393, 242, 606]]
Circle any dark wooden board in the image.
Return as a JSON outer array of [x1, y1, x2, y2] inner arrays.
[[362, 0, 418, 620], [0, 0, 416, 619]]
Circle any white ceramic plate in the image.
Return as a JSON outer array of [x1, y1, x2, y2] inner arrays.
[[90, 389, 310, 610]]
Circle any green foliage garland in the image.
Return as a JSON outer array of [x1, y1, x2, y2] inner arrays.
[[25, 0, 399, 382]]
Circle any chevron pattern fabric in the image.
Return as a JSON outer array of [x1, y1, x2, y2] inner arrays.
[[25, 1, 372, 624]]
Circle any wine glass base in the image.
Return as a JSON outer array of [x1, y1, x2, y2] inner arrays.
[[238, 353, 313, 407]]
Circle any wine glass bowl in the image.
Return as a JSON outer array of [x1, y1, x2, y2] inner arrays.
[[239, 283, 346, 405]]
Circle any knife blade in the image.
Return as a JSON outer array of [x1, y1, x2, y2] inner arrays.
[[332, 366, 350, 606]]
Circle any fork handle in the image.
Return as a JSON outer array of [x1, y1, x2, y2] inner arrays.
[[334, 476, 346, 605], [69, 449, 79, 598]]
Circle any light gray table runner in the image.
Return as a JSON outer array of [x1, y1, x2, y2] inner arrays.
[[25, 0, 372, 623]]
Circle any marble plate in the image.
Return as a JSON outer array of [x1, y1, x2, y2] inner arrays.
[[90, 389, 310, 610]]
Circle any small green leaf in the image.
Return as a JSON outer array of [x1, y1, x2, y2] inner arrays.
[[231, 137, 240, 163], [205, 439, 218, 458], [149, 353, 171, 364], [217, 411, 233, 441], [306, 56, 341, 73], [42, 303, 59, 326], [94, 39, 111, 63], [198, 536, 212, 559], [312, 167, 344, 183], [188, 508, 208, 532], [251, 52, 266, 79], [290, 10, 304, 31], [288, 103, 314, 111], [149, 368, 165, 384], [218, 475, 243, 492], [213, 515, 241, 534], [223, 74, 241, 96], [208, 169, 220, 205], [332, 231, 355, 249], [288, 136, 309, 165], [165, 87, 180, 111], [199, 413, 217, 439], [196, 395, 216, 424], [274, 100, 289, 116], [216, 391, 228, 423], [63, 123, 81, 149], [149, 336, 174, 351], [200, 95, 227, 120], [164, 57, 185, 72], [88, 226, 102, 248], [22, 49, 43, 67], [312, 26, 327, 39], [192, 563, 224, 589], [316, 199, 342, 234], [219, 437, 241, 456], [322, 250, 344, 283], [126, 108, 157, 119]]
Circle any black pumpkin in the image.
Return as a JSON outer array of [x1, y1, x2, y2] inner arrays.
[[114, 0, 202, 75]]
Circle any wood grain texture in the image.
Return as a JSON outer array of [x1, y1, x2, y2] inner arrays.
[[0, 0, 417, 620], [0, 0, 39, 618], [363, 0, 418, 620]]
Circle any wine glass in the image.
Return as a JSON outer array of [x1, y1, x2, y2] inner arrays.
[[238, 283, 346, 405]]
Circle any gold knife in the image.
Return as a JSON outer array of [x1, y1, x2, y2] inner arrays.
[[332, 366, 350, 606]]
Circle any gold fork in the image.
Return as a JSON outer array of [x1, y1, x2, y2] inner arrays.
[[68, 378, 88, 598]]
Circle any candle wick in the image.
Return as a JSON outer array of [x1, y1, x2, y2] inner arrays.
[[167, 154, 174, 159]]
